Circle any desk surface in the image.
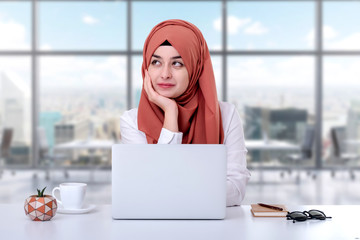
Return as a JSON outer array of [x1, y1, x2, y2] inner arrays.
[[246, 140, 300, 151], [54, 140, 114, 150], [345, 139, 360, 145], [1, 204, 359, 240]]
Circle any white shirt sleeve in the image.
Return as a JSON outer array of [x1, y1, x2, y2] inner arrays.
[[119, 109, 147, 144], [158, 128, 183, 144], [221, 102, 251, 207], [119, 109, 183, 144]]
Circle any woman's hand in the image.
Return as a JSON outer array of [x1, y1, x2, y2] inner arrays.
[[144, 70, 177, 113], [144, 70, 179, 132]]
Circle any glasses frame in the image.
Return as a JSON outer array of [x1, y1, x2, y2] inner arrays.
[[286, 209, 332, 223]]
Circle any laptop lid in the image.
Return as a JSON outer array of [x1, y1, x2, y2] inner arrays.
[[112, 144, 227, 219]]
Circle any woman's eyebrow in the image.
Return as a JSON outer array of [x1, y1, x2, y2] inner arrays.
[[152, 54, 182, 60]]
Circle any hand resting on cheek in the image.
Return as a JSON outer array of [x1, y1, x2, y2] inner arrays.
[[143, 70, 179, 132]]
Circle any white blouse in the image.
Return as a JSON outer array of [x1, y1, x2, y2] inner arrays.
[[120, 101, 251, 206]]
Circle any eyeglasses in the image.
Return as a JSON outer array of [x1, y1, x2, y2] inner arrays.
[[286, 209, 332, 223]]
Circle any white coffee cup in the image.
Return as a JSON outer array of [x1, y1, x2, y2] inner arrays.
[[52, 183, 87, 209]]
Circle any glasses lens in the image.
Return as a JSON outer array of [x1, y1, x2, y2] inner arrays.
[[288, 212, 308, 221], [308, 210, 326, 220]]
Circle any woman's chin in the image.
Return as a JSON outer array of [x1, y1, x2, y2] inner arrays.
[[157, 91, 176, 99]]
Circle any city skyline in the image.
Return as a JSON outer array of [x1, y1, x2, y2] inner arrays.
[[1, 1, 360, 167]]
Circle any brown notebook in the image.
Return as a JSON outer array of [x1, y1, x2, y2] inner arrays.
[[250, 204, 288, 217]]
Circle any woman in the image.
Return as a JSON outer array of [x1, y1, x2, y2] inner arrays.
[[120, 19, 250, 206]]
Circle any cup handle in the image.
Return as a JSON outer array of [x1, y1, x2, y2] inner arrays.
[[52, 187, 63, 206]]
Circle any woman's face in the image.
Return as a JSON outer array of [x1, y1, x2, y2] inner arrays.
[[148, 46, 189, 99]]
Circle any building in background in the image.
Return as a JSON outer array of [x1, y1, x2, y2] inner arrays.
[[346, 101, 360, 154], [245, 105, 308, 142], [244, 105, 308, 164], [55, 119, 90, 144], [0, 72, 31, 144], [40, 112, 62, 151], [0, 72, 31, 165]]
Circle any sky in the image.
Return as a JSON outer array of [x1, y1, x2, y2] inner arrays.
[[0, 1, 360, 96]]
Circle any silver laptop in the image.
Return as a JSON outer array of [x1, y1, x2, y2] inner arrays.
[[112, 144, 227, 220]]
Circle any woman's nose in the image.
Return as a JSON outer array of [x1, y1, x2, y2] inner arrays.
[[161, 65, 172, 79]]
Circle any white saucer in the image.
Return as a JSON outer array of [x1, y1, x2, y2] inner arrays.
[[57, 204, 96, 214]]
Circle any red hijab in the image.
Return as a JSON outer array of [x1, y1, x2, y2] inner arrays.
[[138, 19, 224, 144]]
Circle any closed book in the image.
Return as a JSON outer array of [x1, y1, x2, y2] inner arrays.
[[250, 204, 288, 217]]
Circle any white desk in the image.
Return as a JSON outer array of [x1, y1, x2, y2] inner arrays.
[[54, 140, 114, 150], [245, 140, 300, 174], [345, 139, 360, 146], [246, 140, 300, 151], [53, 140, 114, 180], [1, 204, 359, 240]]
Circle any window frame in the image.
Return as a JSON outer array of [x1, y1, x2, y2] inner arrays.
[[1, 0, 359, 170]]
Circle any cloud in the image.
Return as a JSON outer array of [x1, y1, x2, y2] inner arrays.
[[40, 44, 52, 51], [214, 16, 251, 35], [324, 58, 360, 86], [40, 56, 126, 90], [213, 17, 221, 32], [306, 25, 360, 50], [210, 44, 222, 51], [326, 32, 360, 50], [0, 57, 30, 85], [306, 25, 338, 46], [228, 55, 360, 97], [0, 19, 29, 50], [228, 57, 314, 88], [245, 43, 255, 50], [82, 15, 99, 25], [324, 25, 338, 39], [244, 22, 269, 35]]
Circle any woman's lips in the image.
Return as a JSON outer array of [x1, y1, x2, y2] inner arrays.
[[157, 83, 175, 89]]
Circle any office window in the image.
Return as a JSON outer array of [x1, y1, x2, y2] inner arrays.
[[0, 2, 31, 50], [132, 1, 221, 51], [227, 2, 315, 50], [0, 57, 32, 166], [324, 2, 360, 50], [228, 56, 315, 167], [1, 0, 360, 171], [323, 57, 360, 167], [38, 56, 126, 167], [132, 56, 143, 108], [39, 2, 126, 50], [211, 56, 222, 101]]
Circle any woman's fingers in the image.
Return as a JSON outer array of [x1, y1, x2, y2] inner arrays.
[[144, 70, 157, 101], [144, 70, 151, 97], [144, 70, 177, 113], [143, 70, 149, 95]]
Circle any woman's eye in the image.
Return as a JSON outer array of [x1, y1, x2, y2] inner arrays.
[[173, 61, 183, 67], [151, 60, 160, 65]]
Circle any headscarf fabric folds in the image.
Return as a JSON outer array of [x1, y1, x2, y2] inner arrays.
[[138, 19, 224, 144]]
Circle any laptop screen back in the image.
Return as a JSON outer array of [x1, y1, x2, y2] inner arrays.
[[112, 144, 227, 219]]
